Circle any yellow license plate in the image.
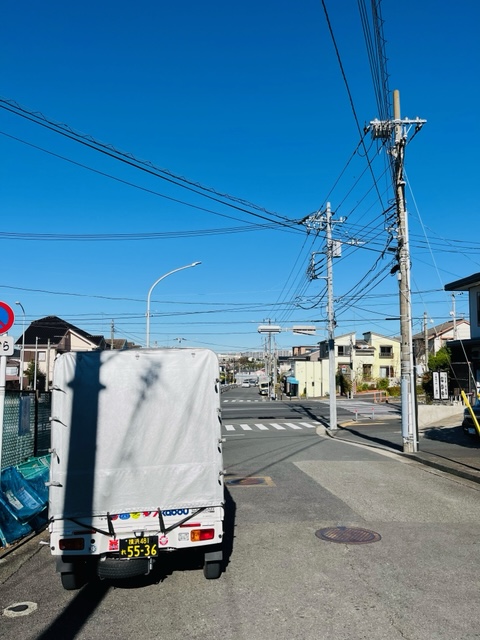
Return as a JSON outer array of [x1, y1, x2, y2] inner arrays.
[[119, 536, 158, 558]]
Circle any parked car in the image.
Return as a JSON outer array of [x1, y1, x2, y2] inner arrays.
[[241, 381, 250, 388], [462, 403, 480, 436]]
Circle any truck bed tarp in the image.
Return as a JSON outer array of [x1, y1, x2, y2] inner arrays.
[[49, 349, 223, 520]]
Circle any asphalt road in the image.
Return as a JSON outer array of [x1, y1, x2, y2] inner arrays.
[[1, 389, 479, 639], [221, 385, 400, 425]]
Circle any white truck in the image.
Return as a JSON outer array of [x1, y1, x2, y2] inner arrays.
[[48, 348, 225, 590], [258, 375, 270, 396]]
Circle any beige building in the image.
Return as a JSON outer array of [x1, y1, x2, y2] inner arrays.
[[288, 331, 401, 397]]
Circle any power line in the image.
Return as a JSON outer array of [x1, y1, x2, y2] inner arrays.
[[0, 97, 298, 230]]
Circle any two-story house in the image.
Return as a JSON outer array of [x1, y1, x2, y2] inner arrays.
[[14, 316, 139, 390], [412, 319, 470, 373], [288, 331, 401, 397]]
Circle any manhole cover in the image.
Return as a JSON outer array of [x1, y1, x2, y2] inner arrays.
[[3, 601, 38, 618], [315, 526, 381, 544]]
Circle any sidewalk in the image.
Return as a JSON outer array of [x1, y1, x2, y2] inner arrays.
[[321, 409, 480, 485]]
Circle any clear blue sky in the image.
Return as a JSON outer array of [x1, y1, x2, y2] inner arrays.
[[1, 1, 479, 352]]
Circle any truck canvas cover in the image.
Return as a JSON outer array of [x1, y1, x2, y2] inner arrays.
[[49, 349, 223, 520]]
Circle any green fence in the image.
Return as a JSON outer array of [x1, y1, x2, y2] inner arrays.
[[1, 392, 51, 470]]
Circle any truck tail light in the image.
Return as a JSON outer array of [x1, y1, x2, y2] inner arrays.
[[59, 538, 85, 551], [190, 529, 215, 542]]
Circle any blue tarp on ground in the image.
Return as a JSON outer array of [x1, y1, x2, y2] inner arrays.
[[0, 456, 50, 546]]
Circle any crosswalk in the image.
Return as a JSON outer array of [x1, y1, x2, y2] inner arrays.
[[223, 421, 319, 432]]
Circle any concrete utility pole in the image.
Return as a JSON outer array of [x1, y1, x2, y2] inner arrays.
[[451, 293, 457, 340], [370, 89, 426, 453], [423, 311, 429, 371], [258, 322, 281, 399], [326, 204, 337, 430], [305, 202, 343, 430]]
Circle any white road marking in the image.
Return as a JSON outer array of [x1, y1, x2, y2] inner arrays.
[[254, 423, 269, 430]]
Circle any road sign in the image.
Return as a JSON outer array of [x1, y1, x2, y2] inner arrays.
[[0, 302, 15, 335], [258, 325, 281, 334], [0, 336, 14, 356]]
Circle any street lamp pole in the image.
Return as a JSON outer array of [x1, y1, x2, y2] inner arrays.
[[146, 262, 201, 348], [15, 301, 26, 392]]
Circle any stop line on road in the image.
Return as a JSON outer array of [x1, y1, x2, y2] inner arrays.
[[223, 421, 319, 432], [222, 399, 266, 403]]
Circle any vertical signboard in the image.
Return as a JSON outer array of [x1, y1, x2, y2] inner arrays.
[[432, 371, 440, 400], [432, 371, 448, 400], [439, 371, 449, 400]]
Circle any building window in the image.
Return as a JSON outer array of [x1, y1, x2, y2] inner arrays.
[[363, 364, 372, 380], [379, 345, 393, 358], [337, 345, 349, 356], [379, 366, 394, 378]]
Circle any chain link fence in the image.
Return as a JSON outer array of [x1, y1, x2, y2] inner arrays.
[[1, 392, 51, 470]]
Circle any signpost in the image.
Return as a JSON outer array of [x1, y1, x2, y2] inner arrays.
[[0, 301, 15, 472]]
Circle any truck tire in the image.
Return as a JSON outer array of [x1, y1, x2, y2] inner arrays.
[[60, 572, 83, 591], [203, 561, 222, 580], [97, 557, 149, 580]]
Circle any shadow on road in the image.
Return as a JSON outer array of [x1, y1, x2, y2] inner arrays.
[[422, 425, 480, 449], [336, 426, 403, 452], [35, 580, 111, 640]]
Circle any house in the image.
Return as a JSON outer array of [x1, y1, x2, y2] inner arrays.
[[412, 319, 470, 372], [14, 316, 139, 390], [288, 331, 401, 398]]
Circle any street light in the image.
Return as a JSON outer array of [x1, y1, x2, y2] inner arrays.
[[146, 262, 201, 348], [15, 301, 26, 391]]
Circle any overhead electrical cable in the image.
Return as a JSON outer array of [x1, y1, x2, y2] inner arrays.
[[0, 130, 302, 236], [320, 0, 386, 210], [0, 98, 298, 229]]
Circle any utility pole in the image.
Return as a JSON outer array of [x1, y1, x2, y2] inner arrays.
[[370, 90, 426, 453], [423, 311, 429, 371], [326, 203, 337, 429], [451, 293, 457, 340], [272, 337, 277, 400], [110, 319, 115, 349], [305, 202, 343, 430], [258, 322, 282, 399]]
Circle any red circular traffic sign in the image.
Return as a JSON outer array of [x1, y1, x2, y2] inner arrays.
[[0, 302, 15, 334]]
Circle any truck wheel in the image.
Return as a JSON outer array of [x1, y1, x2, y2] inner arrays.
[[203, 561, 222, 580], [60, 572, 83, 591], [97, 557, 149, 580]]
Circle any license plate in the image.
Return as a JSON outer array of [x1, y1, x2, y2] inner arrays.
[[119, 536, 158, 558], [468, 427, 476, 435]]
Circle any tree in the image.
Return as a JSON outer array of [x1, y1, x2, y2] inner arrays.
[[428, 346, 451, 372], [24, 360, 46, 390]]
